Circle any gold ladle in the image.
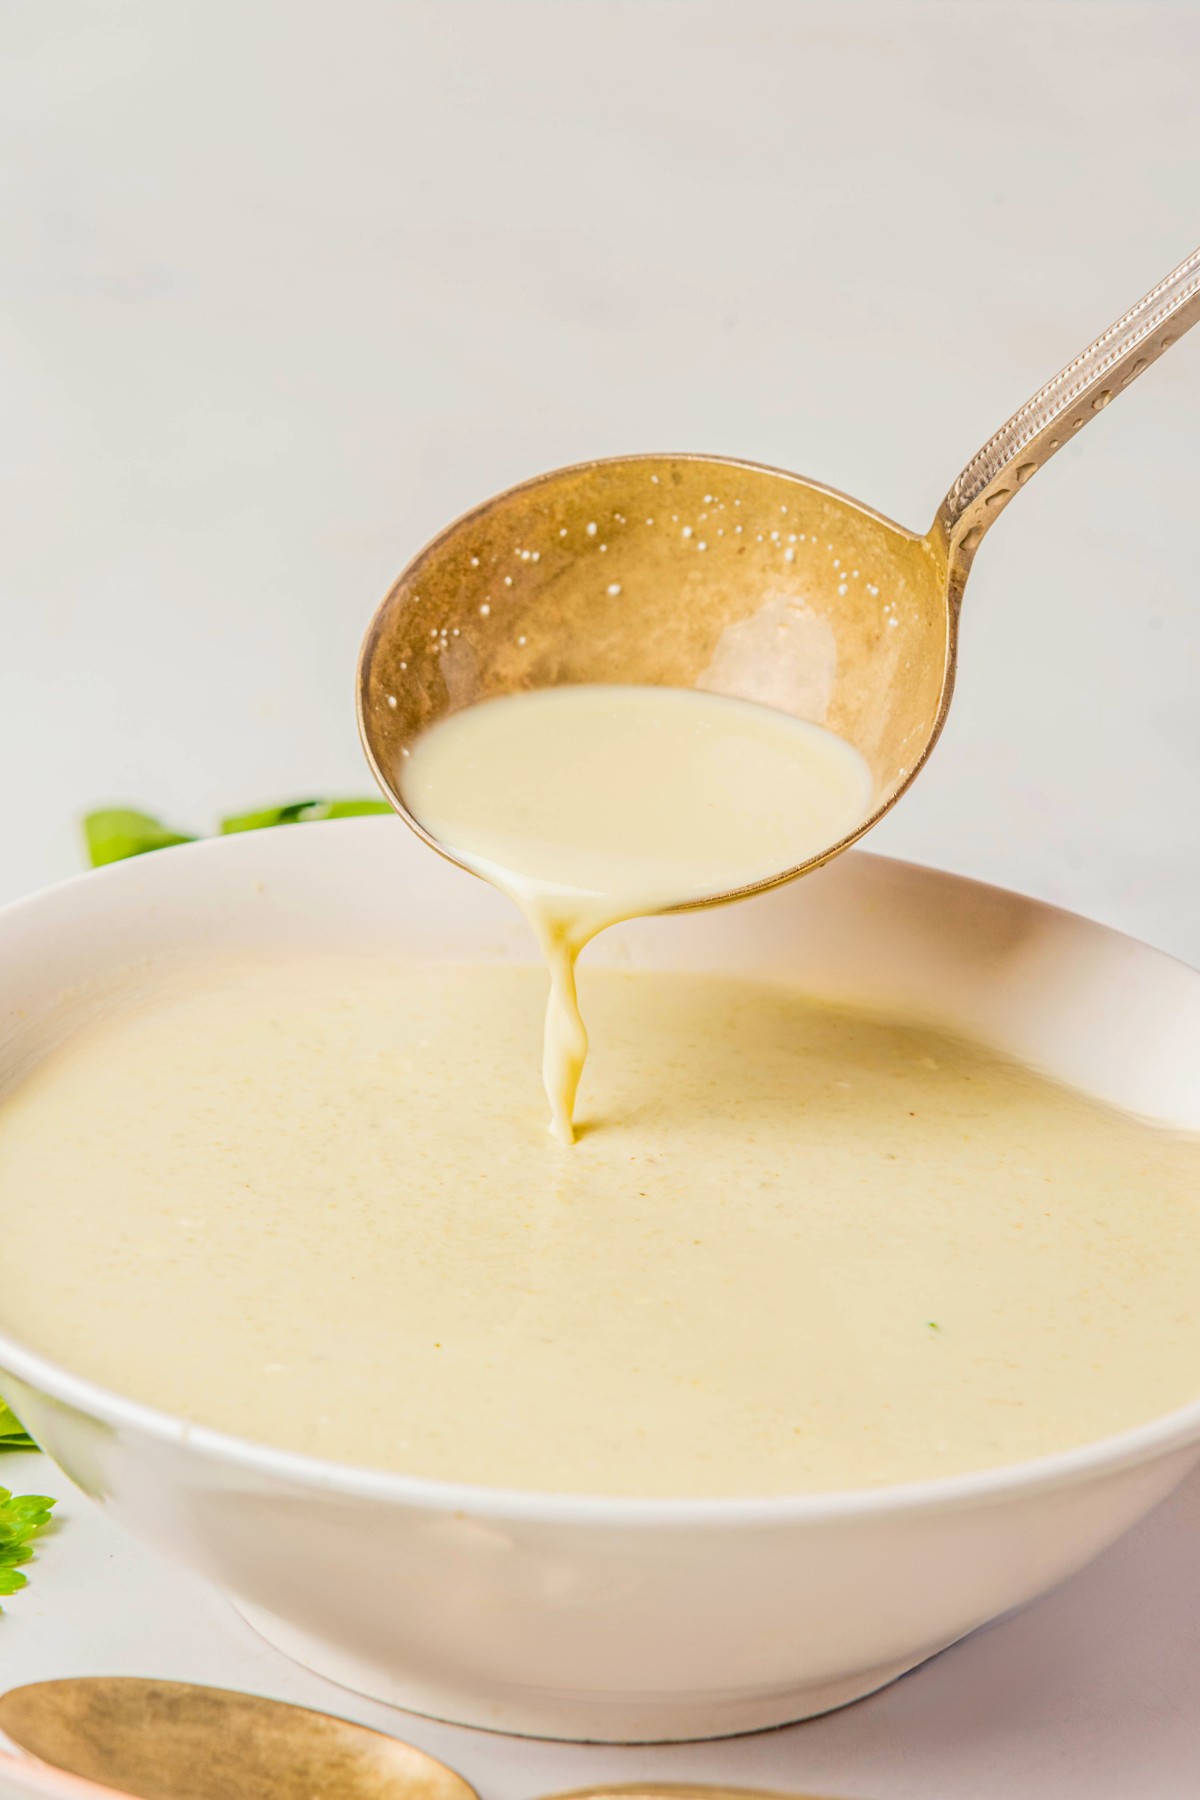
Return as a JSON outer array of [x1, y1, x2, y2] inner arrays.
[[359, 244, 1199, 900], [0, 1681, 838, 1800]]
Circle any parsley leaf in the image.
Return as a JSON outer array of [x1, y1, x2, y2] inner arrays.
[[84, 809, 197, 867], [83, 799, 392, 867], [0, 1402, 33, 1452], [0, 1486, 55, 1607], [219, 798, 391, 834]]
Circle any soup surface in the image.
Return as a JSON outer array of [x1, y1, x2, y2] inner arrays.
[[2, 954, 1198, 1497]]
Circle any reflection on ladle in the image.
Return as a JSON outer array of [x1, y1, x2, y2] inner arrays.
[[358, 244, 1200, 1138]]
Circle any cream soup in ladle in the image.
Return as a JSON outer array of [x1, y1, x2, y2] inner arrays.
[[401, 684, 871, 1140]]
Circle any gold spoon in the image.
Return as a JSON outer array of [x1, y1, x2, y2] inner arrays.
[[0, 1680, 476, 1800], [0, 1682, 838, 1800], [359, 244, 1199, 903]]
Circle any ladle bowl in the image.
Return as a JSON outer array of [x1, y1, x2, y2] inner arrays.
[[359, 246, 1199, 896]]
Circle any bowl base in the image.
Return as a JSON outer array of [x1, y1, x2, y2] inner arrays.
[[232, 1598, 943, 1742]]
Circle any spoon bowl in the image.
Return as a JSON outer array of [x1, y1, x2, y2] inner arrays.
[[0, 1680, 478, 1800], [360, 246, 1199, 897]]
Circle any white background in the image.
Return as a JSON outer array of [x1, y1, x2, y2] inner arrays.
[[2, 4, 1200, 1796]]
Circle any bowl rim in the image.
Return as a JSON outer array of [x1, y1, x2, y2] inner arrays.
[[2, 823, 1200, 1526]]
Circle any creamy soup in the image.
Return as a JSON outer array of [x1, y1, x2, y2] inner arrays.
[[2, 954, 1198, 1497], [401, 685, 873, 1140]]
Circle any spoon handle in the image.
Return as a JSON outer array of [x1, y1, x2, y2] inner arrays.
[[934, 242, 1200, 592]]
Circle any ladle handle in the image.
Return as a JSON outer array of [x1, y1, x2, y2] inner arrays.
[[935, 243, 1200, 596]]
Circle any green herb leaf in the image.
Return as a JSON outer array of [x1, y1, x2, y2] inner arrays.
[[2, 1494, 54, 1528], [219, 798, 392, 834], [0, 1486, 55, 1610], [83, 809, 197, 868], [82, 800, 392, 867], [315, 798, 395, 820], [219, 800, 324, 834], [0, 1401, 34, 1452]]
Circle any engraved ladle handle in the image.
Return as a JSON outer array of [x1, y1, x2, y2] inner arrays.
[[934, 243, 1200, 598]]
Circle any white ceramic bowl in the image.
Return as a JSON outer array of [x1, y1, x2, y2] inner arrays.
[[3, 821, 1200, 1743]]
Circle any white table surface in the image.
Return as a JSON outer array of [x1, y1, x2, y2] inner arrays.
[[2, 3, 1199, 1794]]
